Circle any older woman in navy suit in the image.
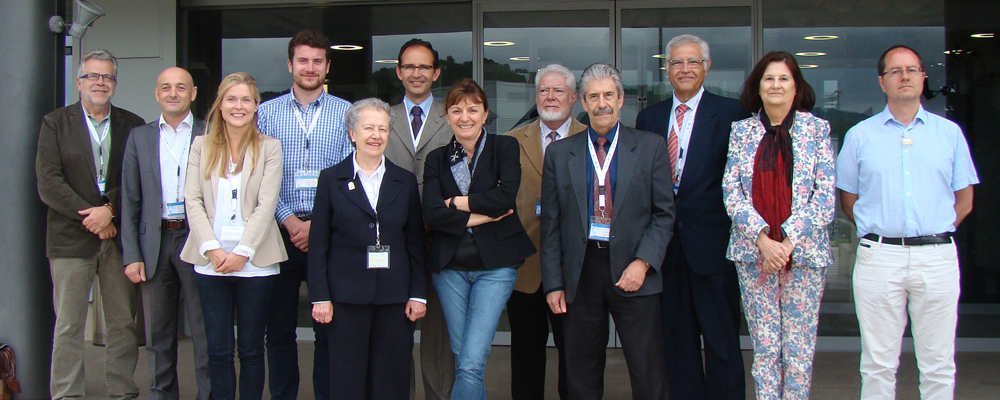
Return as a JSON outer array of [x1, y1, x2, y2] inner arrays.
[[723, 51, 835, 400], [307, 98, 427, 399]]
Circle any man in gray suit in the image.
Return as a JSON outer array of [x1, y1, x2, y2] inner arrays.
[[540, 63, 674, 400], [121, 67, 210, 400], [383, 38, 455, 400]]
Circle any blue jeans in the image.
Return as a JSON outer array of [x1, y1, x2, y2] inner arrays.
[[433, 267, 517, 400], [194, 273, 274, 400]]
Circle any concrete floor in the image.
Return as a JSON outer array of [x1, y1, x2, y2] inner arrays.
[[83, 339, 1000, 399]]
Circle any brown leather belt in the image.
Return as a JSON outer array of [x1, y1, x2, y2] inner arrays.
[[161, 219, 187, 231]]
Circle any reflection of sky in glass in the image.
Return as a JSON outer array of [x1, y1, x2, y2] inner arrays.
[[765, 26, 946, 115], [484, 27, 610, 70], [222, 38, 292, 94], [370, 32, 472, 71]]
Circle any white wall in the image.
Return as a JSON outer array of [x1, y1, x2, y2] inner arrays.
[[69, 0, 177, 123]]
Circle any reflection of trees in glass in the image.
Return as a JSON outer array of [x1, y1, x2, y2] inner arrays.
[[369, 56, 478, 105], [261, 90, 289, 103]]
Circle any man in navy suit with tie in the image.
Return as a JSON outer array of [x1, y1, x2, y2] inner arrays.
[[635, 34, 751, 400]]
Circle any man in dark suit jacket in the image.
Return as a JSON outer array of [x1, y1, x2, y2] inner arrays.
[[35, 49, 145, 400], [634, 34, 750, 400], [541, 63, 674, 400], [120, 67, 211, 400], [384, 38, 456, 400]]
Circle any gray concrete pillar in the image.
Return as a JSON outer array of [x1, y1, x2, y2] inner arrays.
[[0, 1, 60, 399]]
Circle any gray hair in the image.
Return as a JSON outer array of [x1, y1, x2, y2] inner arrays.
[[76, 49, 118, 78], [579, 63, 623, 97], [345, 97, 393, 132], [665, 34, 711, 61], [535, 64, 576, 93]]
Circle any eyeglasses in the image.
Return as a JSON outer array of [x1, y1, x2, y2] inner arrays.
[[79, 73, 117, 83], [881, 67, 923, 78], [667, 58, 705, 70], [399, 64, 435, 73]]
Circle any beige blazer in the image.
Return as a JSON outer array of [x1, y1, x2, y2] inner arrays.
[[181, 135, 288, 268], [506, 118, 587, 293]]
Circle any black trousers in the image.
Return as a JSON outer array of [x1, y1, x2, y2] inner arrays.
[[562, 244, 669, 400], [661, 240, 745, 400], [507, 287, 566, 400], [328, 302, 413, 400]]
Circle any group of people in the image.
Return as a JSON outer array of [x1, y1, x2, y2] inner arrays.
[[35, 28, 976, 400]]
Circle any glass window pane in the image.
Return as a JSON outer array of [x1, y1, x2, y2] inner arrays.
[[483, 9, 609, 134], [621, 7, 752, 126]]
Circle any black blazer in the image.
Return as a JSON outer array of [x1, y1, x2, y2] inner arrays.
[[422, 133, 536, 273], [307, 156, 428, 305], [635, 90, 750, 275], [35, 102, 145, 258], [540, 125, 675, 303]]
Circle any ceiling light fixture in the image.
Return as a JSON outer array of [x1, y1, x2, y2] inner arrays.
[[374, 59, 398, 64], [330, 45, 363, 51], [795, 52, 826, 57], [484, 41, 515, 47], [509, 56, 530, 61], [970, 33, 994, 38], [804, 35, 839, 41], [800, 64, 819, 69], [652, 54, 667, 59], [944, 49, 966, 55]]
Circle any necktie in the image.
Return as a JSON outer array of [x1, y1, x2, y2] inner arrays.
[[544, 130, 558, 154], [410, 106, 423, 139], [667, 104, 689, 185], [594, 136, 613, 219]]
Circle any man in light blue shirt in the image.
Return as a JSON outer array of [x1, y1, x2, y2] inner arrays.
[[837, 45, 978, 400], [256, 29, 352, 400]]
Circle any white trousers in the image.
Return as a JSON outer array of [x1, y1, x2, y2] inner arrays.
[[853, 237, 960, 400]]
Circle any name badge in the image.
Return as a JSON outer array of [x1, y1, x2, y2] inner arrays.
[[294, 169, 320, 190], [220, 225, 245, 242], [367, 245, 390, 269], [588, 216, 610, 242], [166, 201, 185, 218], [97, 179, 106, 195], [902, 137, 913, 146], [535, 202, 541, 217]]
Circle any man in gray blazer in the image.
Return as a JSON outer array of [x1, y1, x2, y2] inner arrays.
[[383, 39, 455, 400], [540, 63, 675, 400], [120, 67, 210, 400], [36, 49, 145, 400]]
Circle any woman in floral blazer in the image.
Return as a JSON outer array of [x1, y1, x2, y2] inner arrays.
[[723, 51, 835, 400]]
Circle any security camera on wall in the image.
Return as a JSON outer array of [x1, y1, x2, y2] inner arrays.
[[48, 0, 106, 40]]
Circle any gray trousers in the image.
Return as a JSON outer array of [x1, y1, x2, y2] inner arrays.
[[50, 239, 139, 400], [141, 229, 211, 400]]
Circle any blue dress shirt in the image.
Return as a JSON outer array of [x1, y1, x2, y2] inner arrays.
[[836, 105, 979, 237], [257, 89, 353, 223], [586, 122, 619, 219]]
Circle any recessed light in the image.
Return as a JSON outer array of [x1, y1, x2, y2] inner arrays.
[[330, 45, 363, 51], [971, 33, 993, 38], [795, 52, 826, 57], [652, 54, 667, 59], [804, 35, 839, 41], [800, 64, 818, 69], [509, 56, 530, 61], [944, 49, 966, 55], [659, 66, 667, 70], [484, 41, 515, 47], [375, 59, 398, 64]]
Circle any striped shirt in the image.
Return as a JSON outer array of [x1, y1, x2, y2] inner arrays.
[[257, 89, 353, 223]]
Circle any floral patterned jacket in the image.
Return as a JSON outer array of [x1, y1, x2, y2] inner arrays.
[[723, 110, 835, 268]]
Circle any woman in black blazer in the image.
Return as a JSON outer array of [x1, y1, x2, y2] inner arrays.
[[307, 98, 427, 399], [423, 78, 535, 399]]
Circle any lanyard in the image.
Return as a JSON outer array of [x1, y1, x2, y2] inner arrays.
[[161, 132, 190, 201], [293, 98, 322, 170], [84, 114, 110, 180], [586, 124, 620, 209], [230, 187, 239, 222]]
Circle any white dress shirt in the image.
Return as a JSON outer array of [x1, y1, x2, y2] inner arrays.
[[158, 113, 193, 219], [539, 117, 572, 155], [670, 86, 705, 186]]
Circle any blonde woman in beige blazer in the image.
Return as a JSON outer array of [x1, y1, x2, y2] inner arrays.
[[180, 72, 287, 400]]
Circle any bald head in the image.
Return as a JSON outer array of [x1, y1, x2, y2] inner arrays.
[[155, 67, 197, 122]]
